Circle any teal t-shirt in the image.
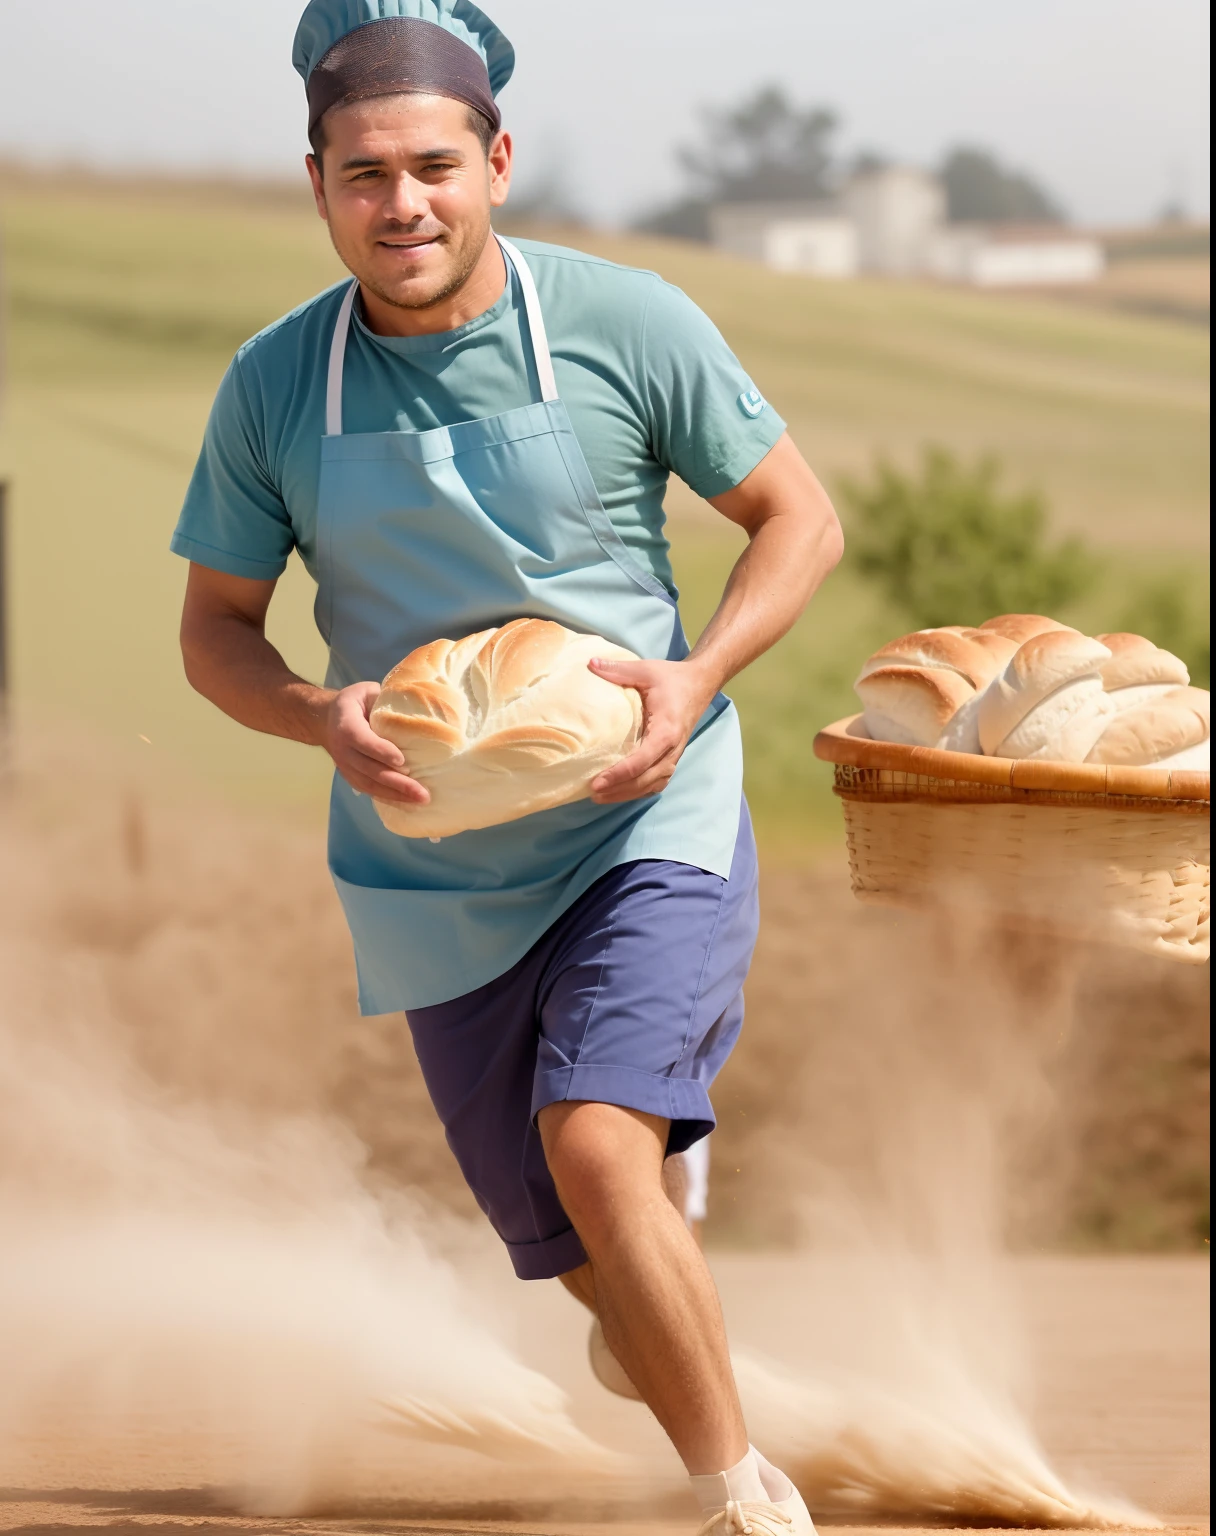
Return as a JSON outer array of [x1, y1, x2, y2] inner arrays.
[[171, 238, 786, 592]]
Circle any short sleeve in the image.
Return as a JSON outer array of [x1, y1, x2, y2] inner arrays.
[[640, 280, 786, 499], [170, 356, 295, 580]]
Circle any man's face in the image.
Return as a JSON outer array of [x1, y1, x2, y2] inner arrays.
[[306, 93, 511, 311]]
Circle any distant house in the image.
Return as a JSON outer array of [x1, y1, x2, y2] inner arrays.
[[708, 202, 859, 278], [840, 166, 945, 276], [708, 166, 1104, 288], [927, 224, 1106, 286]]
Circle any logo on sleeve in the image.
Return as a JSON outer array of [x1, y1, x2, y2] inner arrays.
[[738, 386, 767, 419]]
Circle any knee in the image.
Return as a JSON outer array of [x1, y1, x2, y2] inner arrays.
[[539, 1100, 666, 1247]]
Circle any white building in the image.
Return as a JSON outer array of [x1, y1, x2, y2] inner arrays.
[[707, 167, 1105, 289], [840, 166, 946, 276], [708, 202, 859, 278], [927, 225, 1106, 287]]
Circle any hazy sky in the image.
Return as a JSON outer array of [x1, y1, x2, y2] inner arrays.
[[1, 0, 1209, 227]]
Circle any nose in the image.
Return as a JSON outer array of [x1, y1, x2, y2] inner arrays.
[[382, 172, 431, 225]]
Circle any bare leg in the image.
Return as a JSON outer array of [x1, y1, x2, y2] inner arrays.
[[560, 1151, 691, 1315], [540, 1100, 747, 1476], [662, 1150, 690, 1226]]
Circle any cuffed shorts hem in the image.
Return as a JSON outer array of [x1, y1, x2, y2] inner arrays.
[[405, 806, 758, 1281], [505, 1224, 589, 1281], [532, 1062, 716, 1156]]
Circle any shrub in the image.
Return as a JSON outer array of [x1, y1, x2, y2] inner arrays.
[[841, 447, 1097, 631]]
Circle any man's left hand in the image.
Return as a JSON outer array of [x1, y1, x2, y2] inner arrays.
[[587, 657, 718, 804]]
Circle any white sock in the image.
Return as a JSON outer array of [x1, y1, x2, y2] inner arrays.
[[690, 1447, 769, 1512], [752, 1445, 795, 1502]]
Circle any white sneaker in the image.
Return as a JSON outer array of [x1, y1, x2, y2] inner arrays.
[[587, 1317, 644, 1400], [696, 1454, 815, 1536], [697, 1486, 815, 1535]]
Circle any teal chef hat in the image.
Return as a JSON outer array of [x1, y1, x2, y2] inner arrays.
[[293, 0, 515, 134]]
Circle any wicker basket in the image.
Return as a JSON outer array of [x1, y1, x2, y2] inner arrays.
[[813, 716, 1210, 964]]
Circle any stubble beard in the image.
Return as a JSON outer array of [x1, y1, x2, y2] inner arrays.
[[340, 212, 492, 313]]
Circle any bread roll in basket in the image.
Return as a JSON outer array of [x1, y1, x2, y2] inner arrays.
[[368, 619, 643, 839], [816, 614, 1210, 963]]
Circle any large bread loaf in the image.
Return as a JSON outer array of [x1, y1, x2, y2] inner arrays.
[[368, 619, 643, 838]]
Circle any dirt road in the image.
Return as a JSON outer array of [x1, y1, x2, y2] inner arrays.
[[0, 1255, 1206, 1535]]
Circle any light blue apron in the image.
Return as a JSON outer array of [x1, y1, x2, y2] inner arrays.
[[319, 238, 743, 1012]]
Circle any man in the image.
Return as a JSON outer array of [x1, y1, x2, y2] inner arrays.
[[174, 3, 842, 1531]]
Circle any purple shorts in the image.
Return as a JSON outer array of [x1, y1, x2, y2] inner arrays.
[[405, 802, 759, 1280]]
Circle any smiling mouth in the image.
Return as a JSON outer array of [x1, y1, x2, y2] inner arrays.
[[379, 235, 442, 251]]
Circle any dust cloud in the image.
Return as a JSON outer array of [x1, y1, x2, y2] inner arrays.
[[0, 756, 619, 1515], [0, 751, 1164, 1523], [725, 908, 1153, 1524]]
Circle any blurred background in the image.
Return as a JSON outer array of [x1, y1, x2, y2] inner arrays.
[[0, 0, 1208, 1255]]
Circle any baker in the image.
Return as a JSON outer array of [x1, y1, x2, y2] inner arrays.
[[173, 3, 843, 1531]]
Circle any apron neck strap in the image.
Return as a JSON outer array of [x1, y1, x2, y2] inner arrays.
[[496, 236, 559, 404], [324, 238, 557, 438], [326, 280, 358, 437]]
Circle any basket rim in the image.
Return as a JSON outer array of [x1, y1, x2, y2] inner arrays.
[[813, 715, 1210, 804]]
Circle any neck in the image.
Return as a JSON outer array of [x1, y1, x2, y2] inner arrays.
[[358, 233, 507, 338]]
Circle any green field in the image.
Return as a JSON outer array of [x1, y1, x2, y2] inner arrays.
[[0, 173, 1209, 849]]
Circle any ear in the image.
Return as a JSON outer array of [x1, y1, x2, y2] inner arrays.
[[488, 129, 513, 209], [305, 153, 328, 220]]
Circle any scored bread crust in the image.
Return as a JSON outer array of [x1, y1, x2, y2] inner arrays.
[[857, 627, 1018, 691], [369, 619, 644, 838], [977, 614, 1074, 644]]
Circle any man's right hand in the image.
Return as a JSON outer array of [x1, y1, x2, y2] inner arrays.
[[319, 682, 431, 806]]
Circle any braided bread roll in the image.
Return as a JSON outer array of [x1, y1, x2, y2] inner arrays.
[[1094, 632, 1190, 712], [977, 630, 1114, 760], [1086, 684, 1210, 768]]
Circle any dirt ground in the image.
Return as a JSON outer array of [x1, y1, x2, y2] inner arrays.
[[0, 773, 1209, 1536], [0, 1255, 1207, 1534]]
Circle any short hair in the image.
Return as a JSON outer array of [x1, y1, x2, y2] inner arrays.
[[309, 96, 496, 165]]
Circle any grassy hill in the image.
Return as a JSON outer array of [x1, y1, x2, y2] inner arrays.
[[0, 173, 1209, 847]]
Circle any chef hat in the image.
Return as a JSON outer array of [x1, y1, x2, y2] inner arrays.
[[293, 0, 515, 135]]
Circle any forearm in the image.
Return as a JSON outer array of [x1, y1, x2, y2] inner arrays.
[[181, 609, 331, 748], [587, 442, 842, 803], [689, 459, 843, 696], [687, 512, 835, 692]]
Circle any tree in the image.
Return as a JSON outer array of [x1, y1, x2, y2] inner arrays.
[[842, 447, 1096, 630], [940, 146, 1064, 224], [637, 86, 840, 241], [678, 86, 839, 204]]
